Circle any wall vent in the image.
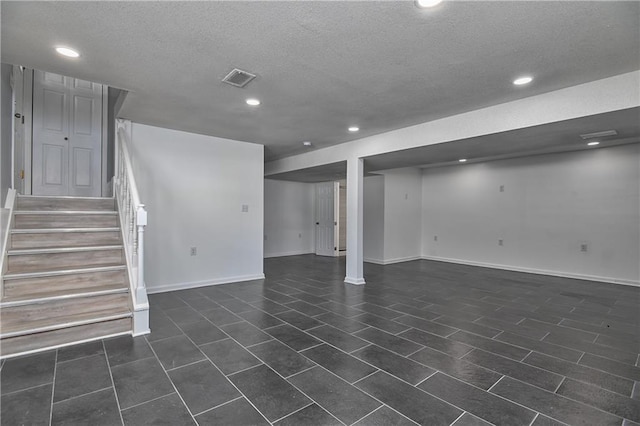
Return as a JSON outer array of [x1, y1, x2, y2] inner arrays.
[[222, 68, 256, 88], [579, 130, 617, 140]]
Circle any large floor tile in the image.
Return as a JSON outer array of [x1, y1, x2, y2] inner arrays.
[[248, 339, 316, 377], [196, 397, 269, 425], [398, 328, 474, 358], [462, 348, 563, 391], [352, 344, 434, 385], [419, 372, 537, 426], [111, 357, 175, 409], [355, 327, 422, 356], [265, 324, 321, 351], [0, 383, 52, 426], [288, 366, 381, 424], [51, 388, 121, 426], [53, 353, 112, 402], [491, 376, 622, 426], [0, 351, 56, 394], [149, 334, 205, 370], [274, 403, 341, 426], [228, 364, 311, 422], [104, 335, 155, 367], [352, 406, 418, 426], [301, 343, 377, 383], [355, 371, 462, 425], [557, 378, 640, 423], [275, 310, 323, 330], [308, 325, 370, 352], [220, 321, 273, 346], [168, 360, 240, 415], [200, 338, 262, 375], [410, 346, 501, 390], [178, 319, 228, 346], [121, 393, 195, 426]]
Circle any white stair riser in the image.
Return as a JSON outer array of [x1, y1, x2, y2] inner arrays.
[[17, 197, 115, 211], [15, 214, 118, 229], [0, 317, 131, 358], [7, 249, 124, 273], [10, 231, 121, 249], [3, 270, 127, 299], [1, 293, 130, 328]]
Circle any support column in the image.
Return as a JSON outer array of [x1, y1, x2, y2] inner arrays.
[[344, 156, 365, 285]]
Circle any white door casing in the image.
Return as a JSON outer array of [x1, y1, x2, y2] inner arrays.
[[315, 182, 335, 256], [11, 65, 25, 193], [32, 71, 102, 197]]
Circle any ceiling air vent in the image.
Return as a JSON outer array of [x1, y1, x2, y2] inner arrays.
[[222, 68, 256, 88], [579, 130, 618, 140]]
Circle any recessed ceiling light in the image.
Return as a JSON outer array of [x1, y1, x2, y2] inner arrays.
[[513, 76, 533, 86], [303, 141, 312, 146], [587, 141, 600, 146], [348, 126, 359, 132], [415, 0, 443, 8], [55, 47, 80, 58], [458, 158, 467, 163], [246, 98, 260, 106]]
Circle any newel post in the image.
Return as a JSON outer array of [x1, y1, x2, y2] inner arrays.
[[136, 205, 147, 301]]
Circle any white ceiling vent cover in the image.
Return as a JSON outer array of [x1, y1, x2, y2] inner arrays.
[[579, 130, 618, 140], [222, 69, 257, 88]]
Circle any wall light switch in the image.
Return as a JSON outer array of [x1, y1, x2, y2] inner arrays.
[[498, 239, 504, 246], [434, 235, 438, 241], [580, 243, 588, 252], [242, 204, 249, 212], [190, 247, 197, 256], [500, 185, 505, 192]]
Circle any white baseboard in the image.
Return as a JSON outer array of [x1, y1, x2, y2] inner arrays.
[[365, 256, 421, 265], [344, 276, 366, 285], [420, 255, 640, 287], [147, 273, 266, 294], [264, 250, 314, 259]]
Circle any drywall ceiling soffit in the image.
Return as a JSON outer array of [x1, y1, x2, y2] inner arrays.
[[363, 108, 640, 173], [267, 161, 347, 183], [2, 1, 639, 161]]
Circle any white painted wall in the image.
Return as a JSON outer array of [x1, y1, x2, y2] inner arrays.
[[421, 144, 640, 285], [264, 179, 315, 258], [363, 175, 385, 263], [128, 123, 264, 293], [0, 64, 13, 206], [382, 168, 422, 263]]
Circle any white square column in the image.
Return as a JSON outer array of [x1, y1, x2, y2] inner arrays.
[[344, 156, 365, 285]]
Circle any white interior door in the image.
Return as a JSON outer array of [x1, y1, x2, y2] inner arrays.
[[32, 70, 102, 197], [315, 182, 335, 256]]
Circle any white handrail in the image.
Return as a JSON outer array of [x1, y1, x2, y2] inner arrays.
[[114, 119, 149, 335]]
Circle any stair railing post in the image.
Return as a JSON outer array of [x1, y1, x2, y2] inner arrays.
[[136, 205, 147, 300]]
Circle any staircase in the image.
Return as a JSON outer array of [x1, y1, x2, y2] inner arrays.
[[0, 195, 133, 358]]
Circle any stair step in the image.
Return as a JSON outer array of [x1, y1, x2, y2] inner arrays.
[[0, 317, 131, 358], [3, 266, 127, 299], [1, 285, 128, 305], [1, 293, 130, 338], [14, 211, 119, 229], [16, 196, 115, 212], [7, 245, 124, 273], [10, 228, 121, 249]]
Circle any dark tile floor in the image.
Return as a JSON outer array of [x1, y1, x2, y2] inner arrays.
[[2, 255, 640, 425]]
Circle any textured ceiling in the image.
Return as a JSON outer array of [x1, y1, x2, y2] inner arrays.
[[2, 1, 639, 161]]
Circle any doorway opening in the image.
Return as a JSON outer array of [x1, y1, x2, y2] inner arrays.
[[315, 180, 347, 257]]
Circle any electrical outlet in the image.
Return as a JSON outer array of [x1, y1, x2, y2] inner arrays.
[[264, 235, 267, 241], [434, 235, 438, 242], [580, 243, 588, 252], [242, 204, 249, 213], [498, 239, 503, 246], [190, 247, 197, 256], [500, 185, 505, 192], [298, 233, 302, 238]]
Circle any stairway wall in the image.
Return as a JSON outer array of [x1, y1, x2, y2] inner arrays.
[[128, 123, 265, 293], [1, 63, 12, 206]]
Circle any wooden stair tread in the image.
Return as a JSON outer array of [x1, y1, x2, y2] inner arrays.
[[12, 227, 120, 234], [3, 264, 127, 280], [1, 284, 129, 304], [1, 307, 131, 338], [7, 261, 125, 274], [8, 245, 123, 255]]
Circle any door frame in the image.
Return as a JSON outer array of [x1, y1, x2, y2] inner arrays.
[[14, 67, 34, 195], [333, 181, 340, 257]]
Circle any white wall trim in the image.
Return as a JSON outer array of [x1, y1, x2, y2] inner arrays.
[[365, 256, 421, 265], [420, 255, 640, 288], [147, 273, 266, 294], [344, 276, 366, 285], [264, 250, 314, 259]]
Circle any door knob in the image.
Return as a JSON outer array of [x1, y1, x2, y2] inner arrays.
[[64, 137, 68, 140]]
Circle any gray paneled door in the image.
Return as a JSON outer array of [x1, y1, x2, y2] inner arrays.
[[32, 70, 102, 197]]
